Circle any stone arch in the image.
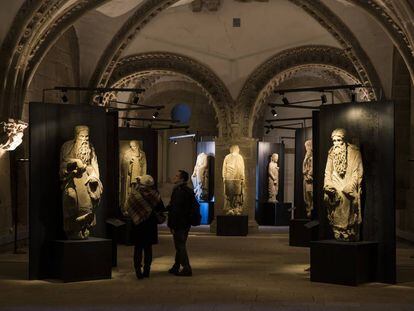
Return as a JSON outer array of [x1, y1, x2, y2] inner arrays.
[[107, 52, 234, 137], [237, 45, 369, 137]]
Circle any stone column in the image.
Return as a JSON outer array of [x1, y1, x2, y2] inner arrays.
[[210, 136, 258, 233]]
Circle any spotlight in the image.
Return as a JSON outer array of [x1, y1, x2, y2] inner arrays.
[[265, 129, 270, 134], [321, 94, 327, 104], [61, 92, 68, 103], [152, 111, 159, 119], [351, 92, 356, 102], [271, 109, 278, 117], [173, 140, 178, 145], [132, 94, 139, 104], [282, 97, 289, 105], [98, 93, 104, 105], [126, 121, 130, 128]]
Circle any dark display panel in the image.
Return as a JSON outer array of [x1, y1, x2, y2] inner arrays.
[[314, 101, 395, 283]]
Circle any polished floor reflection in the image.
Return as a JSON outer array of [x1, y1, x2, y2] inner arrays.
[[0, 226, 413, 310]]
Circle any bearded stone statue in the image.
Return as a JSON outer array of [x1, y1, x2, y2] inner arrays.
[[222, 145, 245, 215], [268, 153, 279, 203], [323, 128, 363, 241], [303, 140, 313, 218], [191, 152, 209, 201], [120, 140, 147, 215], [60, 125, 103, 240]]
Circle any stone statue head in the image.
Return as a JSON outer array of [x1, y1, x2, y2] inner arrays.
[[229, 145, 240, 154], [129, 140, 140, 151], [74, 125, 89, 143], [304, 139, 312, 153], [331, 128, 346, 147], [271, 153, 279, 163]]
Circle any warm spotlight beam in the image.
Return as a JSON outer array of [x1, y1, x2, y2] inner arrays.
[[265, 117, 312, 123], [120, 117, 180, 123], [275, 84, 363, 94], [54, 86, 145, 93], [268, 103, 320, 110]]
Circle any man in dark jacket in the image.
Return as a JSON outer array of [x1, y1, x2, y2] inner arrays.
[[167, 170, 196, 276]]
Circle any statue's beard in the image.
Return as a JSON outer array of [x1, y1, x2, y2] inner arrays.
[[75, 141, 91, 165], [332, 143, 347, 178]]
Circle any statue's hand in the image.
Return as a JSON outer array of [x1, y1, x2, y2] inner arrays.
[[324, 185, 336, 195], [342, 185, 355, 199]]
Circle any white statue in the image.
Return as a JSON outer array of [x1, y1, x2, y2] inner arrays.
[[0, 119, 27, 151], [120, 140, 147, 215], [191, 152, 209, 201], [60, 125, 103, 240], [268, 153, 279, 203], [323, 128, 363, 241], [303, 140, 313, 217], [222, 145, 245, 215]]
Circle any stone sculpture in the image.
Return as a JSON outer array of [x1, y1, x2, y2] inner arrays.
[[222, 145, 245, 215], [323, 128, 363, 241], [0, 119, 27, 151], [60, 125, 103, 240], [268, 153, 279, 203], [191, 152, 209, 201], [303, 140, 313, 218], [120, 140, 147, 215]]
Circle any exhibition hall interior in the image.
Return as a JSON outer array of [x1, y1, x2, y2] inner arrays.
[[1, 0, 414, 310]]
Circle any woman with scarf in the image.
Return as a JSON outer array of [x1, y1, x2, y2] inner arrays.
[[125, 174, 165, 279]]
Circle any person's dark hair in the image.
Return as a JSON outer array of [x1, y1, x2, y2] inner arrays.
[[178, 170, 189, 182]]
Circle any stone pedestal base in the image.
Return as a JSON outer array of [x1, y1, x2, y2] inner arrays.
[[310, 240, 378, 286], [289, 219, 318, 247], [52, 237, 112, 282], [259, 202, 291, 226], [216, 215, 248, 236]]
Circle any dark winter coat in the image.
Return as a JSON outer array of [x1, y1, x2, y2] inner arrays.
[[131, 199, 165, 247], [167, 182, 196, 230]]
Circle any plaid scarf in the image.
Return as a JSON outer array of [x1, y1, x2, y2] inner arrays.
[[126, 185, 161, 225]]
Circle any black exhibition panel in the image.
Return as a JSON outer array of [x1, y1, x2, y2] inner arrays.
[[29, 102, 115, 280], [313, 101, 395, 284], [118, 127, 158, 245], [216, 215, 248, 236], [256, 142, 285, 225], [294, 127, 312, 219]]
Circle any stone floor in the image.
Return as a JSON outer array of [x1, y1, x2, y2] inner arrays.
[[0, 226, 414, 310]]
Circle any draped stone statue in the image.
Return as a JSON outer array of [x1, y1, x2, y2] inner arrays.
[[323, 128, 363, 241], [191, 152, 209, 201], [0, 119, 27, 151], [222, 145, 245, 215], [303, 140, 313, 218], [60, 125, 103, 240], [268, 153, 279, 203], [120, 140, 147, 215]]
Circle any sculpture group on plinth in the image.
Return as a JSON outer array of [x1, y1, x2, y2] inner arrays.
[[323, 129, 363, 241], [268, 153, 279, 203], [303, 140, 313, 218], [222, 145, 245, 215], [60, 125, 103, 240], [120, 140, 147, 215], [191, 152, 209, 201]]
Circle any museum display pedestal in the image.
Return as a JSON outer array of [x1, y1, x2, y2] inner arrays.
[[310, 240, 378, 286], [52, 237, 112, 282], [118, 216, 134, 245], [106, 218, 126, 267], [217, 215, 248, 236], [259, 202, 291, 226], [289, 219, 318, 247]]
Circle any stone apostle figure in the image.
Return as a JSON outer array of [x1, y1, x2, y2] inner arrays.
[[268, 153, 279, 203], [323, 128, 363, 241], [120, 140, 147, 214], [222, 145, 245, 215], [191, 152, 209, 201], [60, 125, 103, 240], [303, 140, 313, 218]]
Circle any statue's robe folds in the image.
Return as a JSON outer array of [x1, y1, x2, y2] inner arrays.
[[222, 153, 245, 214], [192, 152, 209, 201], [268, 162, 279, 203], [120, 148, 146, 213], [60, 140, 103, 239], [303, 153, 313, 217], [324, 144, 363, 241]]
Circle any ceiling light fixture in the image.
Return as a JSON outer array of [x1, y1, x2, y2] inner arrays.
[[321, 94, 327, 104], [271, 109, 278, 117], [152, 111, 160, 119], [282, 97, 289, 105]]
